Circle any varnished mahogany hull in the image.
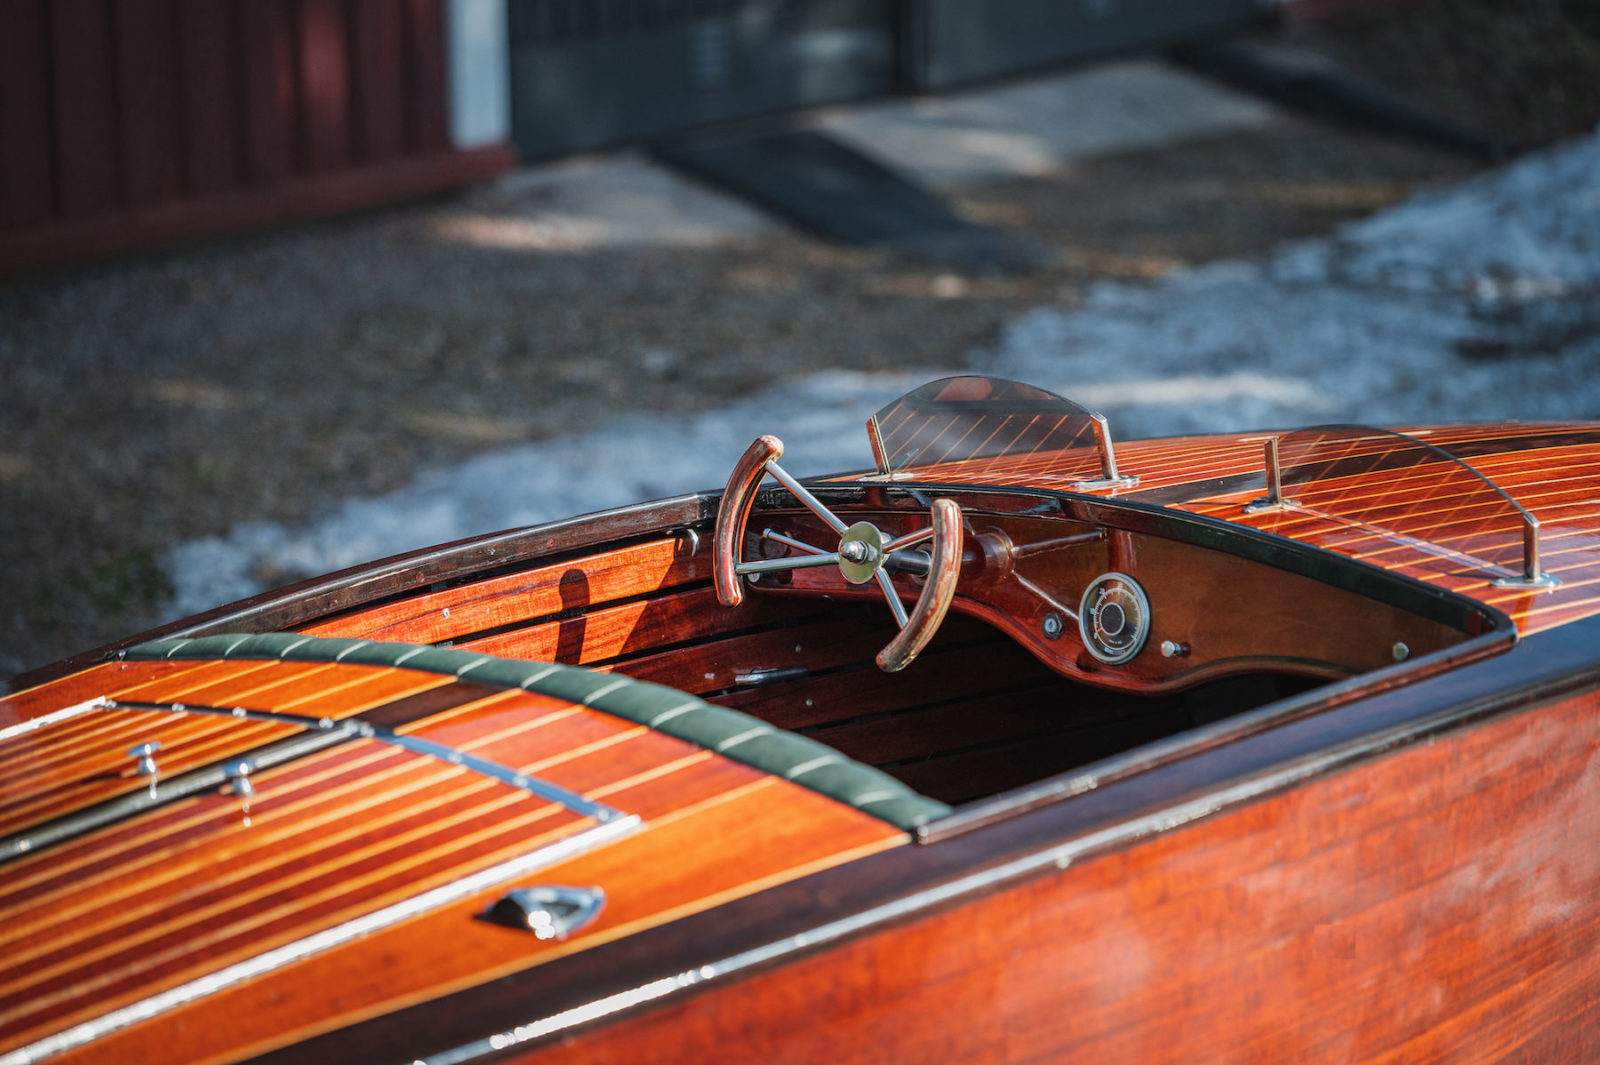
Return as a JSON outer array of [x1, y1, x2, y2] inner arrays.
[[520, 684, 1600, 1065], [250, 613, 1600, 1065], [9, 410, 1600, 1065]]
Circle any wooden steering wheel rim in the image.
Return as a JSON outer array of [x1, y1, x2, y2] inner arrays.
[[877, 498, 963, 672], [714, 435, 783, 607], [714, 436, 966, 672]]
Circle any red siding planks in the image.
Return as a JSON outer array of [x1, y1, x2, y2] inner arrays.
[[239, 0, 300, 186], [298, 0, 354, 174], [49, 0, 121, 218], [0, 0, 512, 275], [175, 0, 242, 195], [350, 0, 408, 163], [113, 0, 184, 208], [0, 0, 55, 228], [404, 0, 451, 154]]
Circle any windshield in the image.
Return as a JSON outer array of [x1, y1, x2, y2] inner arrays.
[[1260, 424, 1550, 586], [864, 377, 1561, 588], [866, 376, 1127, 485]]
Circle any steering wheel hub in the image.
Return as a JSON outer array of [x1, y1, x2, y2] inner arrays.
[[837, 522, 885, 584]]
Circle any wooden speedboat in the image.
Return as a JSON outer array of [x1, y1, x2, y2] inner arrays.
[[5, 376, 1600, 1064]]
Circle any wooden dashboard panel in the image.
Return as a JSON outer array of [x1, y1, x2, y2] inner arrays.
[[752, 508, 1471, 694]]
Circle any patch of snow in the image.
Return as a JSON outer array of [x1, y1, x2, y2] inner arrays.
[[988, 131, 1600, 438], [165, 370, 934, 615]]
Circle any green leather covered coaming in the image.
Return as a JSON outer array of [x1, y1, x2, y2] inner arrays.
[[124, 633, 951, 831]]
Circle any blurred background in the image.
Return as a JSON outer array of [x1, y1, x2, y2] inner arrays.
[[3, 0, 1600, 683]]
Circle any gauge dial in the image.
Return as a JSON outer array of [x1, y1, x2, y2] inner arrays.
[[1078, 572, 1151, 665]]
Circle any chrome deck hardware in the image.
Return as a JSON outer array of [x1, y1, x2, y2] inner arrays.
[[1071, 414, 1140, 491], [127, 741, 162, 777], [224, 760, 255, 799], [1244, 437, 1293, 514], [484, 885, 606, 940]]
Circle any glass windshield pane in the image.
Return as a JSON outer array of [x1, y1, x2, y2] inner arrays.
[[1271, 425, 1536, 580], [866, 376, 1111, 479]]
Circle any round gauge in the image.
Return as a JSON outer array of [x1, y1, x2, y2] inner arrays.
[[1078, 572, 1152, 665]]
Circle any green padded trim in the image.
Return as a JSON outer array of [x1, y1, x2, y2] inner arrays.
[[124, 634, 951, 831]]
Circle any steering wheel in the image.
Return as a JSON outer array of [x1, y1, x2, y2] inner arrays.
[[713, 436, 964, 672]]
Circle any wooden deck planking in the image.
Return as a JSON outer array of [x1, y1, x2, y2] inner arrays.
[[40, 773, 907, 1065], [0, 663, 457, 833], [0, 643, 912, 1058]]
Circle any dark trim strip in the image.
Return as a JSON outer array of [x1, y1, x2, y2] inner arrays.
[[122, 633, 951, 832], [819, 482, 1507, 637]]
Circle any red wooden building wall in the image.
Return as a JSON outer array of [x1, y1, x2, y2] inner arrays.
[[0, 0, 512, 276]]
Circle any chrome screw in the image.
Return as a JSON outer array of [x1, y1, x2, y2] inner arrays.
[[1041, 613, 1064, 640], [127, 741, 162, 777], [225, 760, 255, 800]]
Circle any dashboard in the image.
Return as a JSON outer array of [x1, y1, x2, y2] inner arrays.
[[744, 495, 1480, 694]]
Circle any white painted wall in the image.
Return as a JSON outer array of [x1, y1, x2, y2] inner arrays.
[[446, 0, 511, 149]]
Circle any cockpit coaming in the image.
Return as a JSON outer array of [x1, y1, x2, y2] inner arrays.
[[698, 377, 1513, 813]]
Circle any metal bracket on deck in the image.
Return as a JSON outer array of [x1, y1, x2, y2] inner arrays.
[[1070, 414, 1139, 491], [1244, 437, 1294, 514], [1492, 517, 1562, 590]]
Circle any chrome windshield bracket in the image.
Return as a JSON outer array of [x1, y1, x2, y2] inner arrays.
[[1244, 437, 1295, 514], [1491, 517, 1562, 590], [1072, 415, 1139, 491]]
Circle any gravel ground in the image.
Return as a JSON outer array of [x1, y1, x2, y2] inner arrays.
[[3, 3, 1596, 682], [1283, 0, 1600, 149], [158, 125, 1600, 626]]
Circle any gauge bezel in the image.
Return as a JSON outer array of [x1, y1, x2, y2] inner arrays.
[[1078, 571, 1152, 665]]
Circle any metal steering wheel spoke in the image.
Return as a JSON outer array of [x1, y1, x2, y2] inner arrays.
[[762, 461, 850, 536], [885, 527, 936, 552], [714, 435, 965, 673], [735, 551, 844, 576], [760, 529, 831, 556], [874, 568, 910, 628]]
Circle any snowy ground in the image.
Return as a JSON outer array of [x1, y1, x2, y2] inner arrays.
[[166, 130, 1600, 617], [990, 129, 1600, 438]]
